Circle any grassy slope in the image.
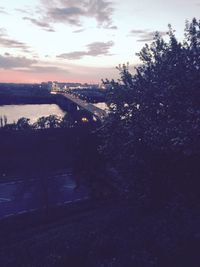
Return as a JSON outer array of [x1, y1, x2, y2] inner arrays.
[[0, 202, 199, 267]]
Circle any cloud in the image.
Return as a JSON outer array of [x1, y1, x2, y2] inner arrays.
[[0, 7, 9, 15], [106, 25, 118, 30], [24, 65, 68, 73], [0, 54, 68, 75], [57, 40, 114, 59], [86, 0, 115, 28], [0, 55, 37, 69], [129, 29, 167, 42], [0, 28, 6, 35], [15, 8, 33, 15], [0, 63, 120, 84], [23, 17, 55, 32], [130, 30, 148, 35], [0, 28, 30, 52], [48, 6, 84, 26], [57, 51, 87, 60], [86, 41, 114, 56], [31, 0, 117, 30], [73, 28, 85, 33]]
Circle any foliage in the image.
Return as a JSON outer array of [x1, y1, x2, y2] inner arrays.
[[0, 110, 96, 131], [16, 117, 31, 130], [33, 115, 62, 129], [0, 116, 7, 128], [60, 113, 74, 128], [100, 18, 200, 205]]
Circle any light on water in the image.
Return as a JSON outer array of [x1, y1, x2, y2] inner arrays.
[[0, 104, 66, 124], [93, 102, 108, 111]]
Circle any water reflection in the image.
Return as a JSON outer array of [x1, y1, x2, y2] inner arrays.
[[93, 102, 108, 111], [0, 104, 66, 123]]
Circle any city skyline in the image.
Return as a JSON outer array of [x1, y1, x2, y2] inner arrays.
[[0, 0, 200, 83]]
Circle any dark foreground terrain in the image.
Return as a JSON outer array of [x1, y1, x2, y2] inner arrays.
[[0, 200, 199, 267]]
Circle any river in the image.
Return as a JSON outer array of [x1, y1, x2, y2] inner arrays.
[[0, 104, 66, 124], [93, 102, 108, 111]]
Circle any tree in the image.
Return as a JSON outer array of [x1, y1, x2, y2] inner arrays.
[[34, 115, 62, 129], [34, 116, 47, 129], [100, 18, 200, 205], [0, 117, 3, 128], [16, 117, 31, 130], [60, 113, 75, 128], [45, 115, 62, 128]]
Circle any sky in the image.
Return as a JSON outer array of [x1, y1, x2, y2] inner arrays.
[[0, 0, 200, 84]]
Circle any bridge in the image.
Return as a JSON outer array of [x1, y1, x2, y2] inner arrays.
[[52, 91, 108, 121]]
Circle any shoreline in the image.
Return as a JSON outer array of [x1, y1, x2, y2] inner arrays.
[[0, 94, 57, 106]]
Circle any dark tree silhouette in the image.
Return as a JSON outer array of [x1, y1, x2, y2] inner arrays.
[[16, 117, 31, 130], [100, 18, 200, 206]]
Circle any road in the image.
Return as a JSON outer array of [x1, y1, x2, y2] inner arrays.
[[54, 92, 108, 120], [0, 170, 88, 219]]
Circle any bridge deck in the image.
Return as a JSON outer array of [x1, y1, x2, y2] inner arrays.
[[54, 92, 107, 120]]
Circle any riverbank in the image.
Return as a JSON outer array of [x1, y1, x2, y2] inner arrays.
[[0, 94, 56, 105], [0, 128, 73, 177], [0, 124, 99, 178], [0, 200, 199, 267]]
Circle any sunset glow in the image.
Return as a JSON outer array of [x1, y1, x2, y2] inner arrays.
[[0, 0, 200, 83]]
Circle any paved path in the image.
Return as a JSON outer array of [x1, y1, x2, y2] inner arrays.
[[0, 171, 88, 219]]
